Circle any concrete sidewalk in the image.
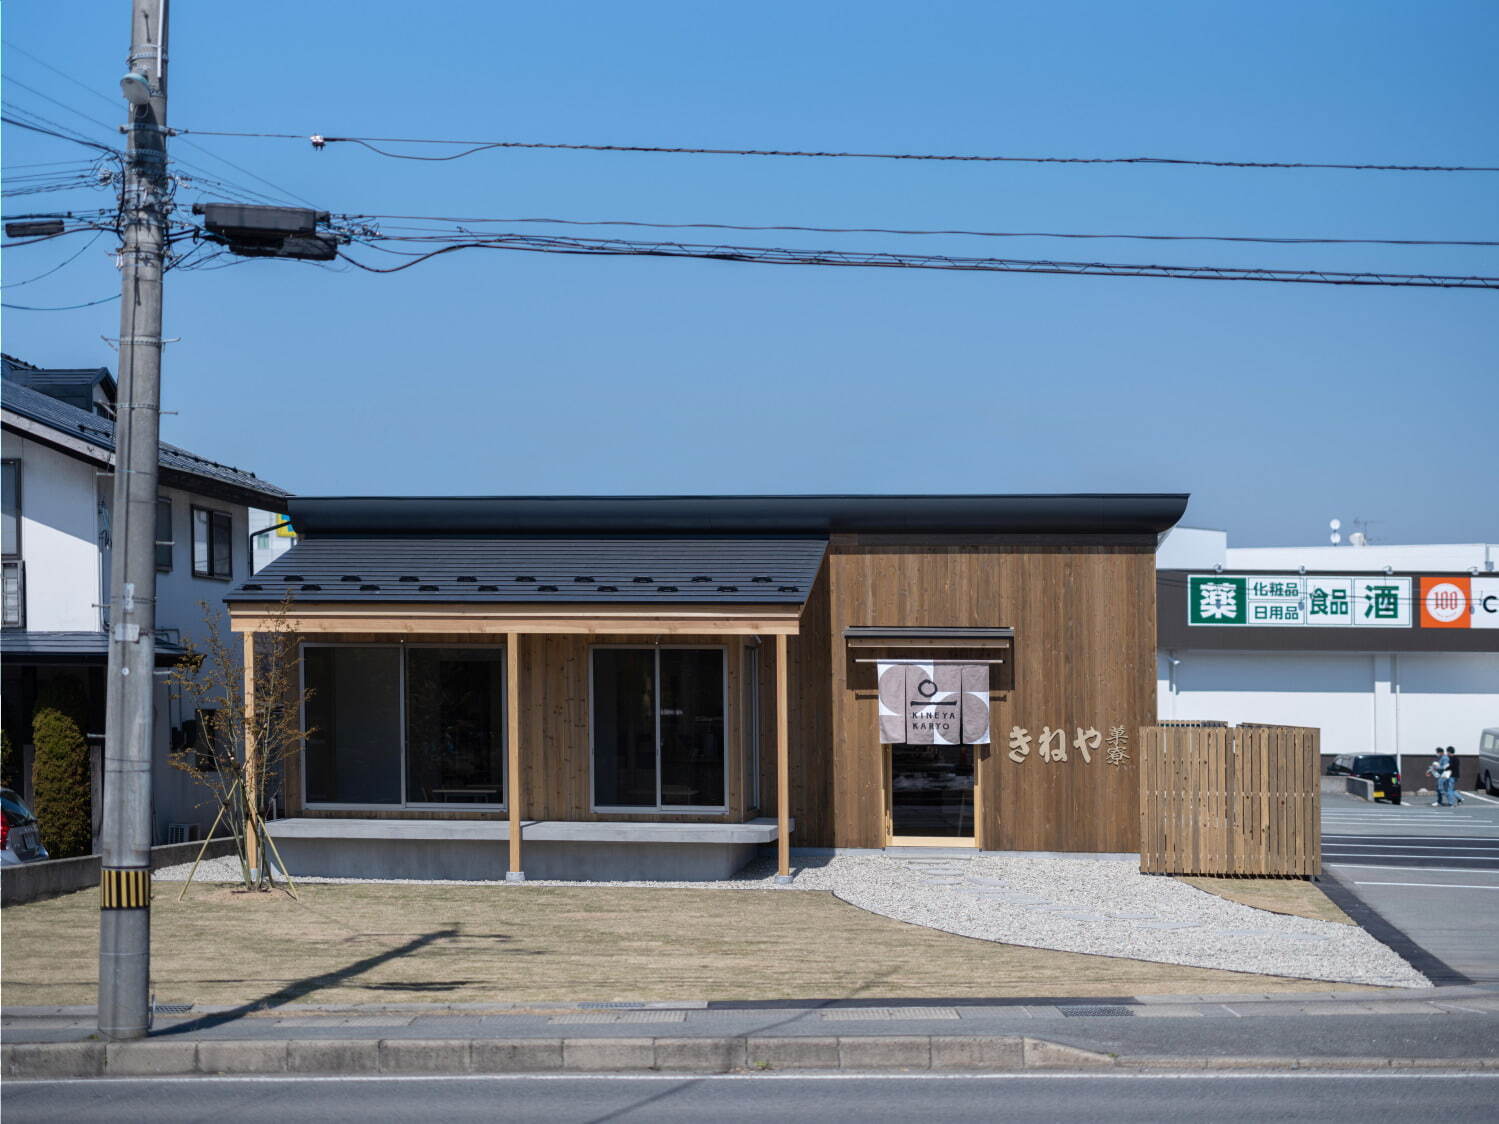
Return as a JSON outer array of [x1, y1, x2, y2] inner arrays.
[[7, 986, 1499, 1079]]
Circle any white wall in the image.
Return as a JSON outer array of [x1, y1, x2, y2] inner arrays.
[[1156, 526, 1227, 570], [11, 434, 101, 631], [139, 484, 255, 839], [1394, 653, 1499, 758], [1226, 543, 1498, 573], [1156, 649, 1499, 762]]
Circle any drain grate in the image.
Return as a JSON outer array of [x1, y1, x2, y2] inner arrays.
[[552, 1011, 686, 1025], [579, 1001, 645, 1010], [152, 1003, 194, 1016], [1059, 1005, 1135, 1018]]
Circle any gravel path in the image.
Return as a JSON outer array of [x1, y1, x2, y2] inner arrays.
[[153, 852, 1427, 988], [823, 854, 1429, 989]]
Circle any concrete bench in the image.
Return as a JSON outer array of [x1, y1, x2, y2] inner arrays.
[[266, 817, 786, 882]]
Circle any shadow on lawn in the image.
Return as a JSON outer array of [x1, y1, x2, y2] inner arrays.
[[155, 926, 465, 1036]]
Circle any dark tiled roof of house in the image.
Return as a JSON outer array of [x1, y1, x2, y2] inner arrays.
[[0, 630, 186, 663], [227, 537, 828, 604], [2, 376, 291, 508]]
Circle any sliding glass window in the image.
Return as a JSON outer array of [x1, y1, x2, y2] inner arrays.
[[405, 648, 504, 805], [302, 644, 505, 807], [592, 647, 726, 810]]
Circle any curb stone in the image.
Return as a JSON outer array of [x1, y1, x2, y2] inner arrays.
[[3, 1038, 1497, 1079]]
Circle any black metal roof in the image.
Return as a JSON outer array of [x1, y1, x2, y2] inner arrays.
[[1, 375, 291, 510], [0, 630, 185, 665], [227, 537, 828, 604], [287, 494, 1189, 537]]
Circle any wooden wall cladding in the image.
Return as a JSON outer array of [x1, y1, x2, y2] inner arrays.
[[824, 535, 1158, 852]]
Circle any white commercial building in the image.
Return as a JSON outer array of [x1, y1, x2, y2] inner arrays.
[[1157, 527, 1499, 783]]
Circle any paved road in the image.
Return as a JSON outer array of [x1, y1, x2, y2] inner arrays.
[[1321, 792, 1499, 984], [7, 1073, 1498, 1123]]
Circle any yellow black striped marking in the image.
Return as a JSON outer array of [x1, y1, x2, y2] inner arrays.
[[100, 867, 151, 910]]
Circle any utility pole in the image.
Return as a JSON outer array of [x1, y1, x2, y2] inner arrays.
[[99, 0, 170, 1041]]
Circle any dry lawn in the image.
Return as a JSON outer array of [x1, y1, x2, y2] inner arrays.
[[2, 882, 1363, 1009], [1176, 877, 1353, 925]]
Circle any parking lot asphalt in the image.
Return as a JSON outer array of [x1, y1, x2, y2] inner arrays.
[[1321, 791, 1499, 985]]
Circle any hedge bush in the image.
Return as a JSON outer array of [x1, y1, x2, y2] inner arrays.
[[0, 726, 17, 792], [31, 678, 92, 858]]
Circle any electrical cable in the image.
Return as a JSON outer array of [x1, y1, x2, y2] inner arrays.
[[337, 213, 1499, 249], [336, 231, 1499, 288], [177, 127, 1499, 173], [2, 47, 316, 207], [2, 292, 121, 311], [1, 230, 105, 288]]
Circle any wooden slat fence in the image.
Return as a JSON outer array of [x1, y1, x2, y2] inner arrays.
[[1139, 723, 1320, 877]]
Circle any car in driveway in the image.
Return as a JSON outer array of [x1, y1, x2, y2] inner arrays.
[[1, 788, 49, 865], [1327, 753, 1402, 804]]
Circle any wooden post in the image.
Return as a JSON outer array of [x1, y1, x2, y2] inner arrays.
[[242, 631, 259, 879], [775, 633, 791, 882], [506, 632, 523, 881]]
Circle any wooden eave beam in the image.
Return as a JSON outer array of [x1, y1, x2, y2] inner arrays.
[[227, 602, 802, 636]]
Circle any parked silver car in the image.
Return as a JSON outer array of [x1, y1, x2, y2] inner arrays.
[[1480, 728, 1499, 796], [1, 788, 49, 865]]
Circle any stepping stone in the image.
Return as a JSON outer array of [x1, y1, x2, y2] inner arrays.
[[1050, 911, 1109, 921], [1134, 920, 1199, 931], [1109, 912, 1157, 920]]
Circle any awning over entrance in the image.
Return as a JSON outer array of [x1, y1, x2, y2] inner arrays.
[[844, 626, 1013, 650]]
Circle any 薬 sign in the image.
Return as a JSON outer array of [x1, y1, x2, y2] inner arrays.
[[1187, 574, 1412, 628]]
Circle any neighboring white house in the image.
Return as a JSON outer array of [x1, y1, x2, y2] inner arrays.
[[1, 354, 292, 844], [1157, 525, 1499, 784]]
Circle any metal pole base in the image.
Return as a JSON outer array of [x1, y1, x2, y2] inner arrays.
[[504, 871, 526, 883], [773, 874, 794, 885]]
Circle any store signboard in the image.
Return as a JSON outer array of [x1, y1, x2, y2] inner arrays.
[[1420, 576, 1499, 629], [1187, 574, 1413, 628]]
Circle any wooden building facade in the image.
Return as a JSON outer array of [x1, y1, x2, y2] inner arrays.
[[227, 495, 1186, 880]]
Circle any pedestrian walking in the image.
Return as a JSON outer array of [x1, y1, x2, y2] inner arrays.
[[1428, 748, 1454, 807], [1446, 745, 1464, 805]]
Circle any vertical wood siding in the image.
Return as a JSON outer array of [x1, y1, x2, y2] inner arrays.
[[822, 535, 1158, 852]]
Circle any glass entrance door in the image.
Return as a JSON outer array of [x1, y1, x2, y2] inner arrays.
[[890, 744, 975, 840]]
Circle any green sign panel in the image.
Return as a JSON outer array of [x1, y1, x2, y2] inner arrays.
[[1187, 574, 1412, 628]]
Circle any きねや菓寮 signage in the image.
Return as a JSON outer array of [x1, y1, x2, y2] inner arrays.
[[877, 662, 990, 745]]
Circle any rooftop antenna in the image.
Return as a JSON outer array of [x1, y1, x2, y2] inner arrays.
[[1329, 518, 1342, 546]]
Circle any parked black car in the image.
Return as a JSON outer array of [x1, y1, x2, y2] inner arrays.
[[1328, 754, 1402, 804]]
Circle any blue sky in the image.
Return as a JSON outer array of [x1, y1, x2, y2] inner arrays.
[[4, 1, 1496, 546]]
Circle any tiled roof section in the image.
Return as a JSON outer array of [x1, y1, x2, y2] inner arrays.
[[1, 630, 186, 659], [227, 537, 828, 604], [1, 377, 291, 506]]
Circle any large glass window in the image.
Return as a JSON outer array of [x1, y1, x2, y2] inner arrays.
[[304, 646, 403, 804], [155, 496, 174, 572], [405, 648, 504, 804], [2, 460, 19, 558], [302, 645, 505, 807], [592, 647, 726, 810]]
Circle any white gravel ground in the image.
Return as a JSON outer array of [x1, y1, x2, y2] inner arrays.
[[153, 852, 1428, 988]]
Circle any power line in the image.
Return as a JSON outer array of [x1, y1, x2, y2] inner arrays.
[[1, 110, 121, 154], [0, 230, 104, 288], [338, 231, 1499, 288], [2, 45, 317, 208], [2, 291, 120, 311], [178, 128, 1499, 173], [338, 212, 1499, 249]]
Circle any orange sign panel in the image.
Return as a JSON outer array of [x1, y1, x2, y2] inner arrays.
[[1420, 576, 1470, 628]]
